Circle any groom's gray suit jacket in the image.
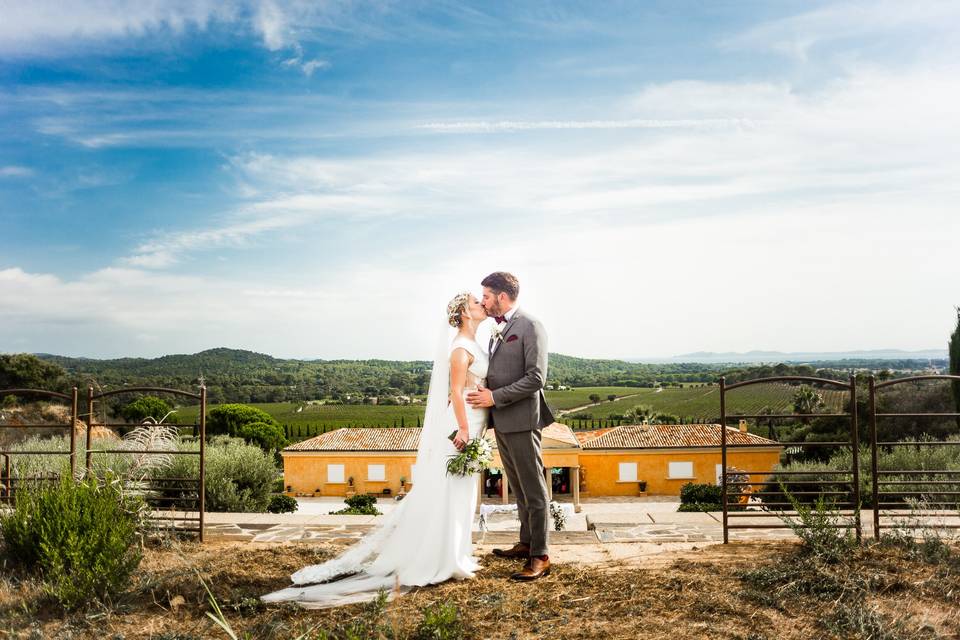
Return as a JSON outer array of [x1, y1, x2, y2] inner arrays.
[[487, 309, 555, 433]]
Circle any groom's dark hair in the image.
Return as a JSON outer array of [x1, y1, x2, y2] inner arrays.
[[481, 272, 519, 300]]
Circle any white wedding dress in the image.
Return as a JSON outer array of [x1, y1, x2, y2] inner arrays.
[[262, 333, 488, 609]]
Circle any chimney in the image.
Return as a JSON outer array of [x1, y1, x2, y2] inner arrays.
[[738, 420, 748, 433]]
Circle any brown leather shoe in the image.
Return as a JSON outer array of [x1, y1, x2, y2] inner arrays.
[[492, 542, 530, 559], [511, 557, 551, 581]]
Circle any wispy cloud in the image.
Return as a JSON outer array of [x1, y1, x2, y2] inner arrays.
[[0, 165, 34, 178], [415, 118, 756, 133], [0, 0, 236, 57], [116, 56, 960, 272], [722, 0, 960, 59]]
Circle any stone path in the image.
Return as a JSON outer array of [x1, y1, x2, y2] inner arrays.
[[185, 506, 951, 545]]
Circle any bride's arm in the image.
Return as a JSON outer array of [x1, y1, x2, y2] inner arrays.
[[449, 347, 473, 450]]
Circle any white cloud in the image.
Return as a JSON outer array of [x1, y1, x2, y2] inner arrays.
[[116, 56, 960, 272], [723, 0, 960, 59], [281, 48, 331, 77], [0, 0, 330, 69], [254, 0, 289, 51], [415, 118, 755, 133], [0, 165, 34, 178], [0, 0, 236, 56]]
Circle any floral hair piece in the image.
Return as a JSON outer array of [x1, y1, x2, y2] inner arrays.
[[446, 292, 472, 328]]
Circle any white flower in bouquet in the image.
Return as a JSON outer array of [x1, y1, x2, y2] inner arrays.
[[446, 435, 493, 477]]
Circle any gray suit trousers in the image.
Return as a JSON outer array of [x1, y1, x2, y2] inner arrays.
[[495, 428, 549, 556]]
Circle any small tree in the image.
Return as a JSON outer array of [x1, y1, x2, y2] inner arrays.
[[237, 421, 286, 451], [588, 394, 601, 404], [606, 394, 617, 402], [792, 385, 824, 424], [121, 396, 174, 424], [625, 404, 655, 424], [207, 404, 279, 437]]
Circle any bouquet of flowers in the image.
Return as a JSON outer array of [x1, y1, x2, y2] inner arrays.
[[446, 432, 493, 477]]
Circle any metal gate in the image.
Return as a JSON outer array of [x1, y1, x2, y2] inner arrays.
[[868, 374, 960, 539], [720, 376, 861, 543], [0, 385, 207, 541]]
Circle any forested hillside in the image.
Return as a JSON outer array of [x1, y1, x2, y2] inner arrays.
[[22, 348, 943, 405]]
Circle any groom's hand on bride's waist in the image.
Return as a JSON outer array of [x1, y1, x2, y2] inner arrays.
[[466, 386, 494, 408]]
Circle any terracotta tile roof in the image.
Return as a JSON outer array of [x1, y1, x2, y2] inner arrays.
[[580, 424, 781, 449], [286, 423, 584, 453], [284, 427, 421, 452], [483, 423, 580, 449], [574, 427, 617, 446], [542, 422, 581, 447]]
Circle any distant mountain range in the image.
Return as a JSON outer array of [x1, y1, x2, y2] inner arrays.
[[633, 349, 949, 364]]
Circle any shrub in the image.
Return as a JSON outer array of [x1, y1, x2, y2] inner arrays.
[[761, 436, 960, 509], [779, 493, 857, 563], [207, 404, 279, 437], [121, 396, 174, 424], [0, 477, 143, 610], [414, 601, 466, 640], [236, 421, 286, 451], [267, 494, 298, 513], [152, 436, 277, 512], [332, 493, 381, 515], [680, 482, 721, 504]]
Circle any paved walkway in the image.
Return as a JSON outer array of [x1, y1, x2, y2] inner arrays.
[[168, 497, 957, 545]]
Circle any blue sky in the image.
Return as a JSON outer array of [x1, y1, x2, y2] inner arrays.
[[1, 1, 958, 360]]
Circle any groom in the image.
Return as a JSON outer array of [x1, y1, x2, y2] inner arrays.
[[467, 271, 555, 581]]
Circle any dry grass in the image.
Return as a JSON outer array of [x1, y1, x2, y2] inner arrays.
[[0, 539, 957, 639]]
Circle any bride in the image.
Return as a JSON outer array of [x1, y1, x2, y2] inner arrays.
[[262, 292, 490, 608]]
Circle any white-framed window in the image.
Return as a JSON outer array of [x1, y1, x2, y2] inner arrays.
[[668, 461, 694, 479], [327, 464, 345, 483], [367, 464, 386, 482], [618, 462, 638, 482], [715, 464, 723, 485]]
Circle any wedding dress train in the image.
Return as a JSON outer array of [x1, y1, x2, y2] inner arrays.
[[262, 334, 488, 609]]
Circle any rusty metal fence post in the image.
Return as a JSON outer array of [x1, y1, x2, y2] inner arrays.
[[86, 386, 95, 475], [720, 377, 728, 544], [69, 387, 78, 480], [849, 375, 862, 541], [869, 376, 881, 540], [199, 385, 207, 542]]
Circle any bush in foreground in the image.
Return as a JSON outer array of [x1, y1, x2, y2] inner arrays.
[[0, 477, 143, 610]]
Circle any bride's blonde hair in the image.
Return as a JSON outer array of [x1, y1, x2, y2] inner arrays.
[[446, 292, 472, 328]]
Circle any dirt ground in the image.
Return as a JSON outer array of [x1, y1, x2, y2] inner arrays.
[[1, 537, 958, 639]]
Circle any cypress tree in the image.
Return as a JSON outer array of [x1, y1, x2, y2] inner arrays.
[[950, 307, 960, 421]]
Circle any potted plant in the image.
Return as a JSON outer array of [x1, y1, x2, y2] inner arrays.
[[346, 476, 356, 498], [313, 487, 322, 497], [399, 476, 407, 496], [638, 480, 648, 495]]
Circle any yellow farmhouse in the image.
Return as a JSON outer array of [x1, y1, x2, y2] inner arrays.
[[281, 423, 782, 508]]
